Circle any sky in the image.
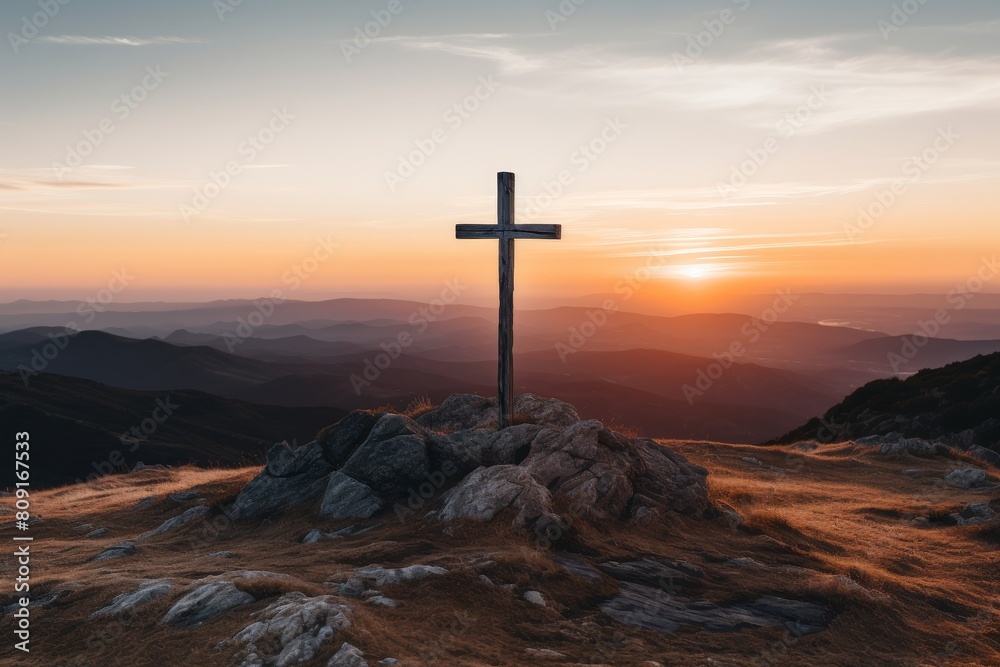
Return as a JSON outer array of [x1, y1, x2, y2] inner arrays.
[[1, 0, 999, 306]]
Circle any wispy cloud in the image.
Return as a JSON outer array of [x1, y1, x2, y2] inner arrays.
[[38, 35, 204, 46], [381, 31, 1000, 134], [381, 33, 546, 74]]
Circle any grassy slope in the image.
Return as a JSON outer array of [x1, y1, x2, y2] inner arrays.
[[6, 441, 999, 666]]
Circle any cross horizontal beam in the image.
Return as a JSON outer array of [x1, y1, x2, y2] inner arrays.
[[455, 224, 562, 240]]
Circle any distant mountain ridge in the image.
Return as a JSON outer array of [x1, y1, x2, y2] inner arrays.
[[0, 371, 346, 488], [774, 352, 1000, 452]]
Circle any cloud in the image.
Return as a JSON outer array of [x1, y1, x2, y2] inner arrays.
[[381, 33, 547, 74], [378, 31, 1000, 133], [38, 36, 204, 46]]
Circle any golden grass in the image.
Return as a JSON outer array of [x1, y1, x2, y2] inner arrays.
[[6, 441, 999, 666]]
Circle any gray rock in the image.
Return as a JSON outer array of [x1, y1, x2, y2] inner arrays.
[[968, 446, 1000, 467], [597, 559, 698, 589], [162, 581, 255, 628], [880, 438, 942, 458], [941, 429, 978, 450], [945, 467, 988, 489], [600, 583, 827, 636], [327, 642, 368, 667], [338, 577, 366, 598], [265, 440, 330, 478], [439, 465, 554, 527], [791, 441, 818, 452], [302, 529, 325, 544], [353, 564, 448, 587], [378, 660, 399, 666], [367, 596, 397, 608], [525, 648, 565, 657], [341, 428, 430, 497], [209, 551, 234, 559], [317, 411, 384, 467], [901, 469, 922, 476], [960, 503, 996, 521], [93, 541, 137, 562], [229, 441, 336, 520], [433, 424, 546, 472], [229, 471, 332, 521], [136, 496, 158, 509], [729, 557, 766, 567], [219, 592, 352, 667], [523, 590, 546, 606], [228, 393, 710, 535], [169, 490, 200, 502], [86, 527, 108, 538], [552, 554, 603, 582], [91, 579, 172, 618], [319, 472, 384, 520], [139, 505, 209, 539]]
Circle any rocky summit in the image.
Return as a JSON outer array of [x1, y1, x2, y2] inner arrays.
[[229, 393, 711, 532]]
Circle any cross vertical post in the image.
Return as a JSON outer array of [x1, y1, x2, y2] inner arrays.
[[456, 172, 562, 430], [497, 173, 515, 430]]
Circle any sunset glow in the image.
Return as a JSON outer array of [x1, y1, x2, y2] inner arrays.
[[1, 2, 998, 306]]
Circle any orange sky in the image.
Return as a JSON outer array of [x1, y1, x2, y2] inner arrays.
[[2, 3, 999, 306]]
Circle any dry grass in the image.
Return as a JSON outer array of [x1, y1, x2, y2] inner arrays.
[[5, 442, 999, 666], [403, 394, 435, 418]]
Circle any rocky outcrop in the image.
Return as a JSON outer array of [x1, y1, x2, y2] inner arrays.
[[92, 541, 137, 562], [139, 505, 209, 539], [90, 579, 173, 618], [600, 583, 828, 636], [162, 581, 255, 628], [439, 465, 554, 526], [229, 393, 711, 533], [327, 643, 368, 667], [218, 592, 353, 667]]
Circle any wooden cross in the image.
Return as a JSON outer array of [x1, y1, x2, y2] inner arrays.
[[456, 172, 562, 430]]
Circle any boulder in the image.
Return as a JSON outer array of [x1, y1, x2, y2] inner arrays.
[[439, 465, 554, 527], [353, 564, 448, 587], [523, 591, 546, 606], [879, 438, 943, 458], [341, 431, 430, 497], [960, 503, 996, 522], [162, 581, 255, 628], [945, 468, 989, 489], [600, 583, 828, 636], [319, 473, 384, 520], [139, 505, 209, 539], [93, 541, 137, 562], [968, 446, 1000, 467], [229, 393, 710, 531], [90, 579, 172, 618], [327, 642, 368, 667], [218, 592, 352, 667], [230, 442, 335, 520], [317, 411, 383, 467]]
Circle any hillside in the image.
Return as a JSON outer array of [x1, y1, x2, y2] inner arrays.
[[5, 395, 998, 666], [0, 329, 847, 442], [0, 372, 346, 488], [774, 352, 1000, 451]]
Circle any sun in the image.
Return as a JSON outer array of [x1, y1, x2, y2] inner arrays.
[[674, 264, 715, 280]]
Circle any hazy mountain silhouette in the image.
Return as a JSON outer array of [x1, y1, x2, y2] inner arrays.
[[0, 371, 346, 488], [774, 352, 1000, 451]]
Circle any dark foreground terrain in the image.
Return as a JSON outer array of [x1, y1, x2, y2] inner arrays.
[[3, 399, 998, 666]]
